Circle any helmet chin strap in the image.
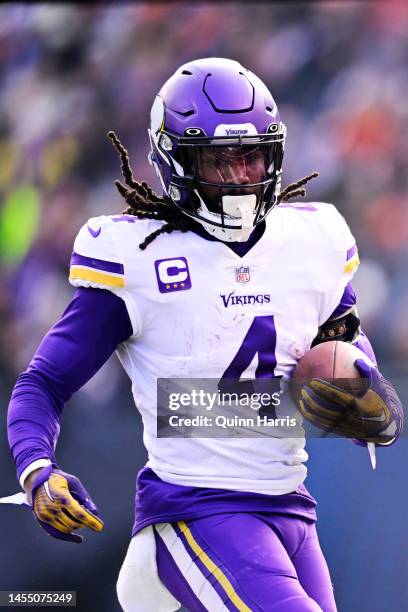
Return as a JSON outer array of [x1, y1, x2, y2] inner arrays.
[[195, 193, 257, 242]]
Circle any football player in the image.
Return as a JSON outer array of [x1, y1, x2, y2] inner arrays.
[[7, 58, 403, 611]]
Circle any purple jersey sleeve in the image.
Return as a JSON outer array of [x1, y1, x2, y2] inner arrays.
[[352, 331, 377, 366], [7, 287, 133, 481], [329, 282, 356, 319], [328, 282, 377, 365]]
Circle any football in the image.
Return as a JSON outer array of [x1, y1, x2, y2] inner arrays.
[[291, 341, 368, 400]]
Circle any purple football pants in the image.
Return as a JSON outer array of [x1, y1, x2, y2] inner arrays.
[[154, 513, 336, 612]]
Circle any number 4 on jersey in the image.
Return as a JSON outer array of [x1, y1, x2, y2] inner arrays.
[[221, 315, 278, 418], [222, 315, 277, 379]]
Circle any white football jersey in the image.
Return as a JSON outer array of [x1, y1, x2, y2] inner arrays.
[[69, 202, 359, 495]]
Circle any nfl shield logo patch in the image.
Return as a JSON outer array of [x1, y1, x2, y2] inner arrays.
[[236, 266, 250, 283]]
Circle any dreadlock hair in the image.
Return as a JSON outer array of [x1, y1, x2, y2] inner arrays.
[[108, 130, 319, 250]]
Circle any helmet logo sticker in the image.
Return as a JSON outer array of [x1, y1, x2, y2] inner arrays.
[[226, 128, 247, 135], [155, 257, 192, 294], [150, 96, 165, 135], [214, 123, 258, 137]]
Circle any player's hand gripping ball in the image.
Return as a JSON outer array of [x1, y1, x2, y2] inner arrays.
[[292, 341, 400, 443], [29, 465, 104, 543]]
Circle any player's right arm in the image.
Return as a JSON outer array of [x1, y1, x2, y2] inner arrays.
[[7, 217, 134, 542]]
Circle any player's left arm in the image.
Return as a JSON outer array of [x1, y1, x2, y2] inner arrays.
[[307, 283, 403, 445]]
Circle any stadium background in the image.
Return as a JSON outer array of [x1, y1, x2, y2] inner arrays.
[[0, 2, 407, 611]]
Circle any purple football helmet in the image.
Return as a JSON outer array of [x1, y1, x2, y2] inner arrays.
[[148, 58, 286, 241]]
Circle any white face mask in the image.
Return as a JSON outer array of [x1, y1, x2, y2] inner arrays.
[[195, 193, 257, 242]]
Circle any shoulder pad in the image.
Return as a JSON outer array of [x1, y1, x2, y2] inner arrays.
[[309, 202, 360, 275], [69, 216, 125, 289]]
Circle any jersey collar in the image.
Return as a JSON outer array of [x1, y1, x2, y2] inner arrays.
[[189, 221, 266, 257]]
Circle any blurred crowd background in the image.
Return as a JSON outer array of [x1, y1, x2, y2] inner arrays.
[[1, 3, 407, 612]]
